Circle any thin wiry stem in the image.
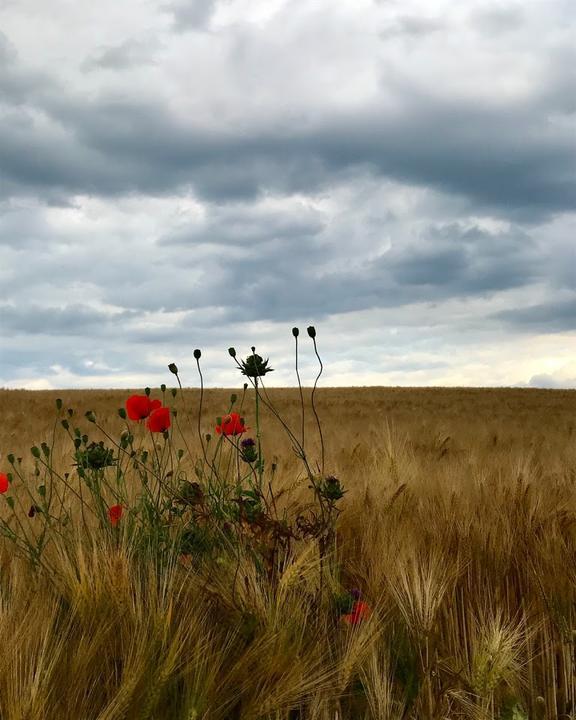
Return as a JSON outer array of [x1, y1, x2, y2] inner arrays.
[[294, 331, 306, 452], [195, 354, 210, 470], [310, 335, 325, 476]]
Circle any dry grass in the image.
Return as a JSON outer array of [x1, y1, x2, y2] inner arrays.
[[0, 386, 575, 720]]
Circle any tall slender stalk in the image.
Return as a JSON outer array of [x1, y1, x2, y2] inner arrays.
[[308, 327, 325, 476], [293, 327, 306, 451]]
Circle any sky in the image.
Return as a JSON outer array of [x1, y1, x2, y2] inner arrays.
[[0, 0, 575, 389]]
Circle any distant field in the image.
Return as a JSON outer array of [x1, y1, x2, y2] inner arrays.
[[2, 386, 574, 471], [0, 386, 574, 719]]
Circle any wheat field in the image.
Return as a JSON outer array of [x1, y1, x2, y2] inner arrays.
[[0, 386, 574, 720]]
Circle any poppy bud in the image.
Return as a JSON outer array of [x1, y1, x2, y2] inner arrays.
[[68, 408, 74, 417], [292, 327, 299, 337], [177, 449, 184, 460], [307, 326, 316, 338], [243, 383, 248, 391], [85, 411, 96, 423], [56, 398, 63, 410], [251, 346, 256, 352], [171, 388, 177, 397], [194, 349, 201, 360], [230, 393, 237, 404], [31, 446, 41, 459], [118, 407, 127, 419], [205, 433, 211, 443], [160, 384, 166, 392], [37, 485, 46, 497], [61, 418, 69, 430], [144, 387, 151, 397], [228, 347, 236, 358], [7, 454, 14, 465], [41, 443, 50, 458], [6, 496, 14, 510], [168, 363, 179, 375]]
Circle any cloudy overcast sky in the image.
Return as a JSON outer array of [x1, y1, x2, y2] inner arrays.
[[0, 0, 574, 389]]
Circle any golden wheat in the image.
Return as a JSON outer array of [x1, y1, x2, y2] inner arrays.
[[0, 387, 574, 719]]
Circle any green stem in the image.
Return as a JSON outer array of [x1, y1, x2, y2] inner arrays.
[[255, 377, 263, 491]]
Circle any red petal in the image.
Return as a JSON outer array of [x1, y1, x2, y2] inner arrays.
[[126, 395, 153, 420], [0, 473, 9, 494]]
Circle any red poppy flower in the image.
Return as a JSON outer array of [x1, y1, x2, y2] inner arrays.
[[108, 504, 123, 527], [146, 406, 171, 433], [341, 601, 371, 626], [215, 412, 248, 436], [125, 395, 162, 421], [0, 473, 9, 494]]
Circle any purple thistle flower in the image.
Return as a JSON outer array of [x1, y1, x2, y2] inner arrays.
[[241, 438, 256, 449]]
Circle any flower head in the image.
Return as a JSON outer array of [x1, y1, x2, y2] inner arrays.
[[341, 600, 371, 626], [146, 406, 171, 433], [0, 473, 9, 494], [108, 504, 123, 527], [215, 412, 247, 436], [240, 437, 258, 463], [126, 395, 161, 421], [239, 353, 274, 378]]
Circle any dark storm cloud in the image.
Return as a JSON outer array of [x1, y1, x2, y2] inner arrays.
[[494, 296, 576, 333], [386, 224, 538, 294], [0, 43, 573, 218], [169, 221, 544, 322], [0, 304, 137, 335]]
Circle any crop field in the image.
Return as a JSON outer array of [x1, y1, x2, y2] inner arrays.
[[0, 385, 575, 720]]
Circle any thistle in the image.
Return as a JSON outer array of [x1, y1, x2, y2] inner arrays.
[[239, 352, 274, 378]]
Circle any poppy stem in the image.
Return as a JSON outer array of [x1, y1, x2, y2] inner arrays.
[[310, 335, 325, 476], [195, 355, 210, 470], [254, 376, 263, 492], [294, 331, 305, 451]]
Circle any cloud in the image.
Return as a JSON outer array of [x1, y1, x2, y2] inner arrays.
[[1, 90, 572, 217], [161, 199, 326, 247], [528, 373, 576, 389], [165, 0, 217, 31], [0, 0, 574, 388], [494, 296, 576, 333], [83, 39, 160, 71], [0, 303, 137, 335], [0, 2, 574, 217]]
